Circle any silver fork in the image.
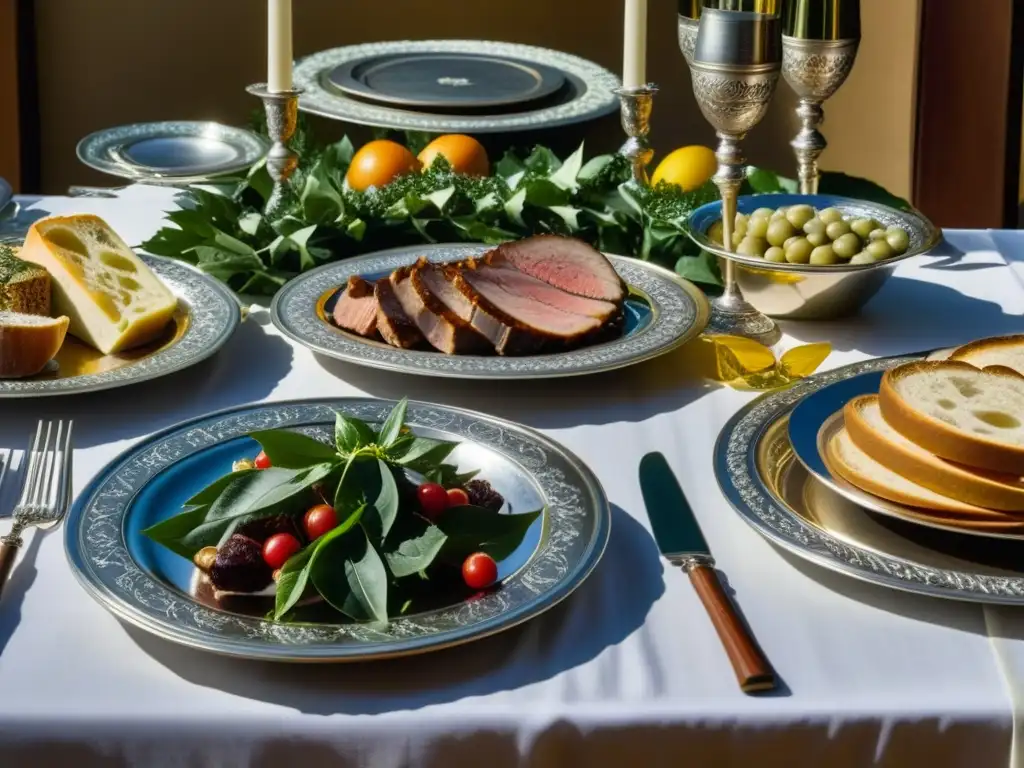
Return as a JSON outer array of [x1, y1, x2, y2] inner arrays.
[[0, 421, 74, 597]]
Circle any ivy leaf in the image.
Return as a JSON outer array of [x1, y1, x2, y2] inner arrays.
[[184, 469, 253, 507], [675, 252, 723, 287], [524, 145, 561, 175], [376, 399, 408, 448], [504, 188, 526, 226], [495, 150, 526, 178], [549, 205, 581, 231], [360, 459, 401, 543], [385, 523, 447, 577], [249, 429, 339, 468], [300, 166, 344, 224], [424, 186, 455, 213], [334, 411, 375, 455], [273, 544, 315, 619], [548, 143, 585, 192], [238, 212, 262, 236], [387, 436, 457, 471], [436, 506, 543, 562], [523, 178, 570, 207], [311, 524, 389, 622]]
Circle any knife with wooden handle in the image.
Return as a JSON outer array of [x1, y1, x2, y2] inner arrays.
[[639, 451, 776, 693]]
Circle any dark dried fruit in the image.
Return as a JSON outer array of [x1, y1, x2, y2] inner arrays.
[[209, 534, 273, 593], [236, 514, 301, 544], [465, 479, 504, 511]]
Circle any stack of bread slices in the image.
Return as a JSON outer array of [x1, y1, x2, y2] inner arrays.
[[824, 335, 1024, 523]]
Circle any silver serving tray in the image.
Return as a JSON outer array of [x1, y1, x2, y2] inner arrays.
[[0, 256, 240, 398], [77, 122, 268, 182], [294, 40, 619, 133], [715, 356, 1024, 604], [270, 243, 710, 380], [65, 398, 610, 661]]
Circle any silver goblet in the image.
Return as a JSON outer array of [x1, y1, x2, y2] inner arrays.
[[690, 8, 782, 346], [677, 0, 702, 66], [782, 0, 860, 194]]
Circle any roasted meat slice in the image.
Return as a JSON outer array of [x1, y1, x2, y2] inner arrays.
[[487, 235, 626, 304], [332, 276, 379, 337], [390, 261, 491, 355], [374, 277, 425, 349]]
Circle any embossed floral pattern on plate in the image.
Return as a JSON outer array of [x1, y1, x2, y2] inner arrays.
[[270, 244, 710, 380], [65, 399, 611, 661]]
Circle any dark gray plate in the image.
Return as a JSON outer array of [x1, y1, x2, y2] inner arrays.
[[329, 52, 566, 111]]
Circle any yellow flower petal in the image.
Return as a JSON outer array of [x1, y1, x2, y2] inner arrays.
[[780, 342, 832, 379]]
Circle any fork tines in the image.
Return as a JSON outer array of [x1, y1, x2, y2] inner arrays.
[[18, 420, 74, 515]]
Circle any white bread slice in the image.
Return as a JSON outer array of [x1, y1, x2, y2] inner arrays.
[[822, 423, 1008, 516], [845, 394, 1024, 512], [950, 335, 1024, 376], [879, 361, 1024, 475], [0, 311, 69, 378], [18, 215, 177, 354]]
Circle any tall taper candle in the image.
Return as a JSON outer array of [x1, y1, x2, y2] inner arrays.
[[267, 0, 293, 92], [623, 0, 648, 88]]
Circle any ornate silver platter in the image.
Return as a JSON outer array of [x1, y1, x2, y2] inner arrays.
[[77, 122, 268, 183], [66, 398, 610, 661], [715, 356, 1024, 604], [270, 243, 710, 380], [0, 256, 240, 398], [294, 40, 620, 133]]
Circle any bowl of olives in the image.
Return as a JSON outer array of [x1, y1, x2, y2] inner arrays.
[[687, 194, 942, 320]]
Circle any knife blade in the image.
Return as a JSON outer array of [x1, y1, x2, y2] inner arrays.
[[639, 451, 776, 694]]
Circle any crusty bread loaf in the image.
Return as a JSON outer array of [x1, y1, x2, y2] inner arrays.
[[951, 335, 1024, 377], [844, 394, 1024, 512], [823, 423, 1004, 515], [878, 361, 1024, 475], [0, 311, 68, 378]]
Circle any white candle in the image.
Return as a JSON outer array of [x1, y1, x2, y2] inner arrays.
[[622, 0, 648, 88], [267, 0, 293, 92]]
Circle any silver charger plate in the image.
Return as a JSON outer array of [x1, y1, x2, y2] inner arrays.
[[0, 256, 240, 398], [65, 398, 611, 661], [270, 243, 710, 380], [715, 356, 1024, 605], [77, 122, 268, 182], [294, 40, 620, 133]]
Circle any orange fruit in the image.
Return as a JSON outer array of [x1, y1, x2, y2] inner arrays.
[[417, 134, 490, 177], [345, 140, 421, 192]]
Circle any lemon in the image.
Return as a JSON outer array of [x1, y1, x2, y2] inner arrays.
[[650, 146, 718, 191]]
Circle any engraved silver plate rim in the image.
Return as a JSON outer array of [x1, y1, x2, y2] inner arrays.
[[293, 40, 620, 133], [64, 397, 611, 661], [269, 243, 710, 380], [714, 354, 1024, 604], [0, 255, 240, 398]]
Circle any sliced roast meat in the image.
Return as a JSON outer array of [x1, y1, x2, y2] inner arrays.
[[390, 262, 491, 355], [487, 235, 626, 304], [332, 276, 379, 338], [453, 262, 605, 345], [463, 261, 619, 322], [374, 277, 425, 349]]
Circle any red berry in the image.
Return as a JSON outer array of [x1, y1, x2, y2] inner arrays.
[[417, 482, 449, 518], [462, 552, 498, 590], [446, 487, 470, 507], [262, 533, 301, 569], [254, 450, 271, 470], [304, 503, 338, 540]]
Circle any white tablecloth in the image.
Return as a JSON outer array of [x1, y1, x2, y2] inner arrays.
[[1, 186, 1023, 767]]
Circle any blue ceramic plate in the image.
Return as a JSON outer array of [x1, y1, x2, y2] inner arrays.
[[687, 193, 942, 271], [271, 244, 709, 380], [66, 398, 610, 661]]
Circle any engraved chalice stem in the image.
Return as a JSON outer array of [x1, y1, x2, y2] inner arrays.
[[792, 99, 826, 195]]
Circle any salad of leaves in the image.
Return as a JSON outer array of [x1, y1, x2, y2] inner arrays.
[[143, 399, 541, 624], [140, 120, 908, 296]]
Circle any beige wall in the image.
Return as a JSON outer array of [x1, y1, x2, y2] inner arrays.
[[34, 0, 918, 199]]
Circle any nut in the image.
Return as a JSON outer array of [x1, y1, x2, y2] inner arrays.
[[193, 546, 218, 571], [272, 568, 282, 582], [232, 458, 256, 472]]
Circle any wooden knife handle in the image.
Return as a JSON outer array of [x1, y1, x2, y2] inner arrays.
[[688, 564, 776, 693], [0, 542, 19, 599]]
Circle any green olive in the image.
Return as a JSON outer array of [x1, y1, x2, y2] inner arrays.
[[803, 217, 826, 236], [810, 244, 838, 265], [746, 216, 769, 239], [818, 207, 843, 225], [733, 214, 748, 238], [833, 233, 862, 259], [751, 207, 775, 220], [849, 252, 878, 265], [850, 218, 879, 239], [737, 236, 769, 257], [825, 220, 852, 240], [868, 228, 887, 242], [886, 227, 910, 254], [786, 205, 815, 229], [806, 232, 829, 247], [731, 231, 744, 248], [764, 246, 787, 263], [783, 235, 802, 250], [766, 218, 797, 247], [770, 206, 789, 220], [708, 221, 725, 244], [785, 237, 813, 264], [866, 239, 895, 260]]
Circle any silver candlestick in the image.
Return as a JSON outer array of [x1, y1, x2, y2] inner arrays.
[[247, 83, 305, 218], [782, 0, 860, 194], [613, 85, 657, 189], [689, 8, 783, 347]]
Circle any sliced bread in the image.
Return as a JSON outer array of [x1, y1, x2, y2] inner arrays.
[[878, 361, 1024, 475], [822, 423, 1007, 516], [950, 335, 1024, 376], [0, 311, 69, 378], [844, 394, 1024, 512]]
